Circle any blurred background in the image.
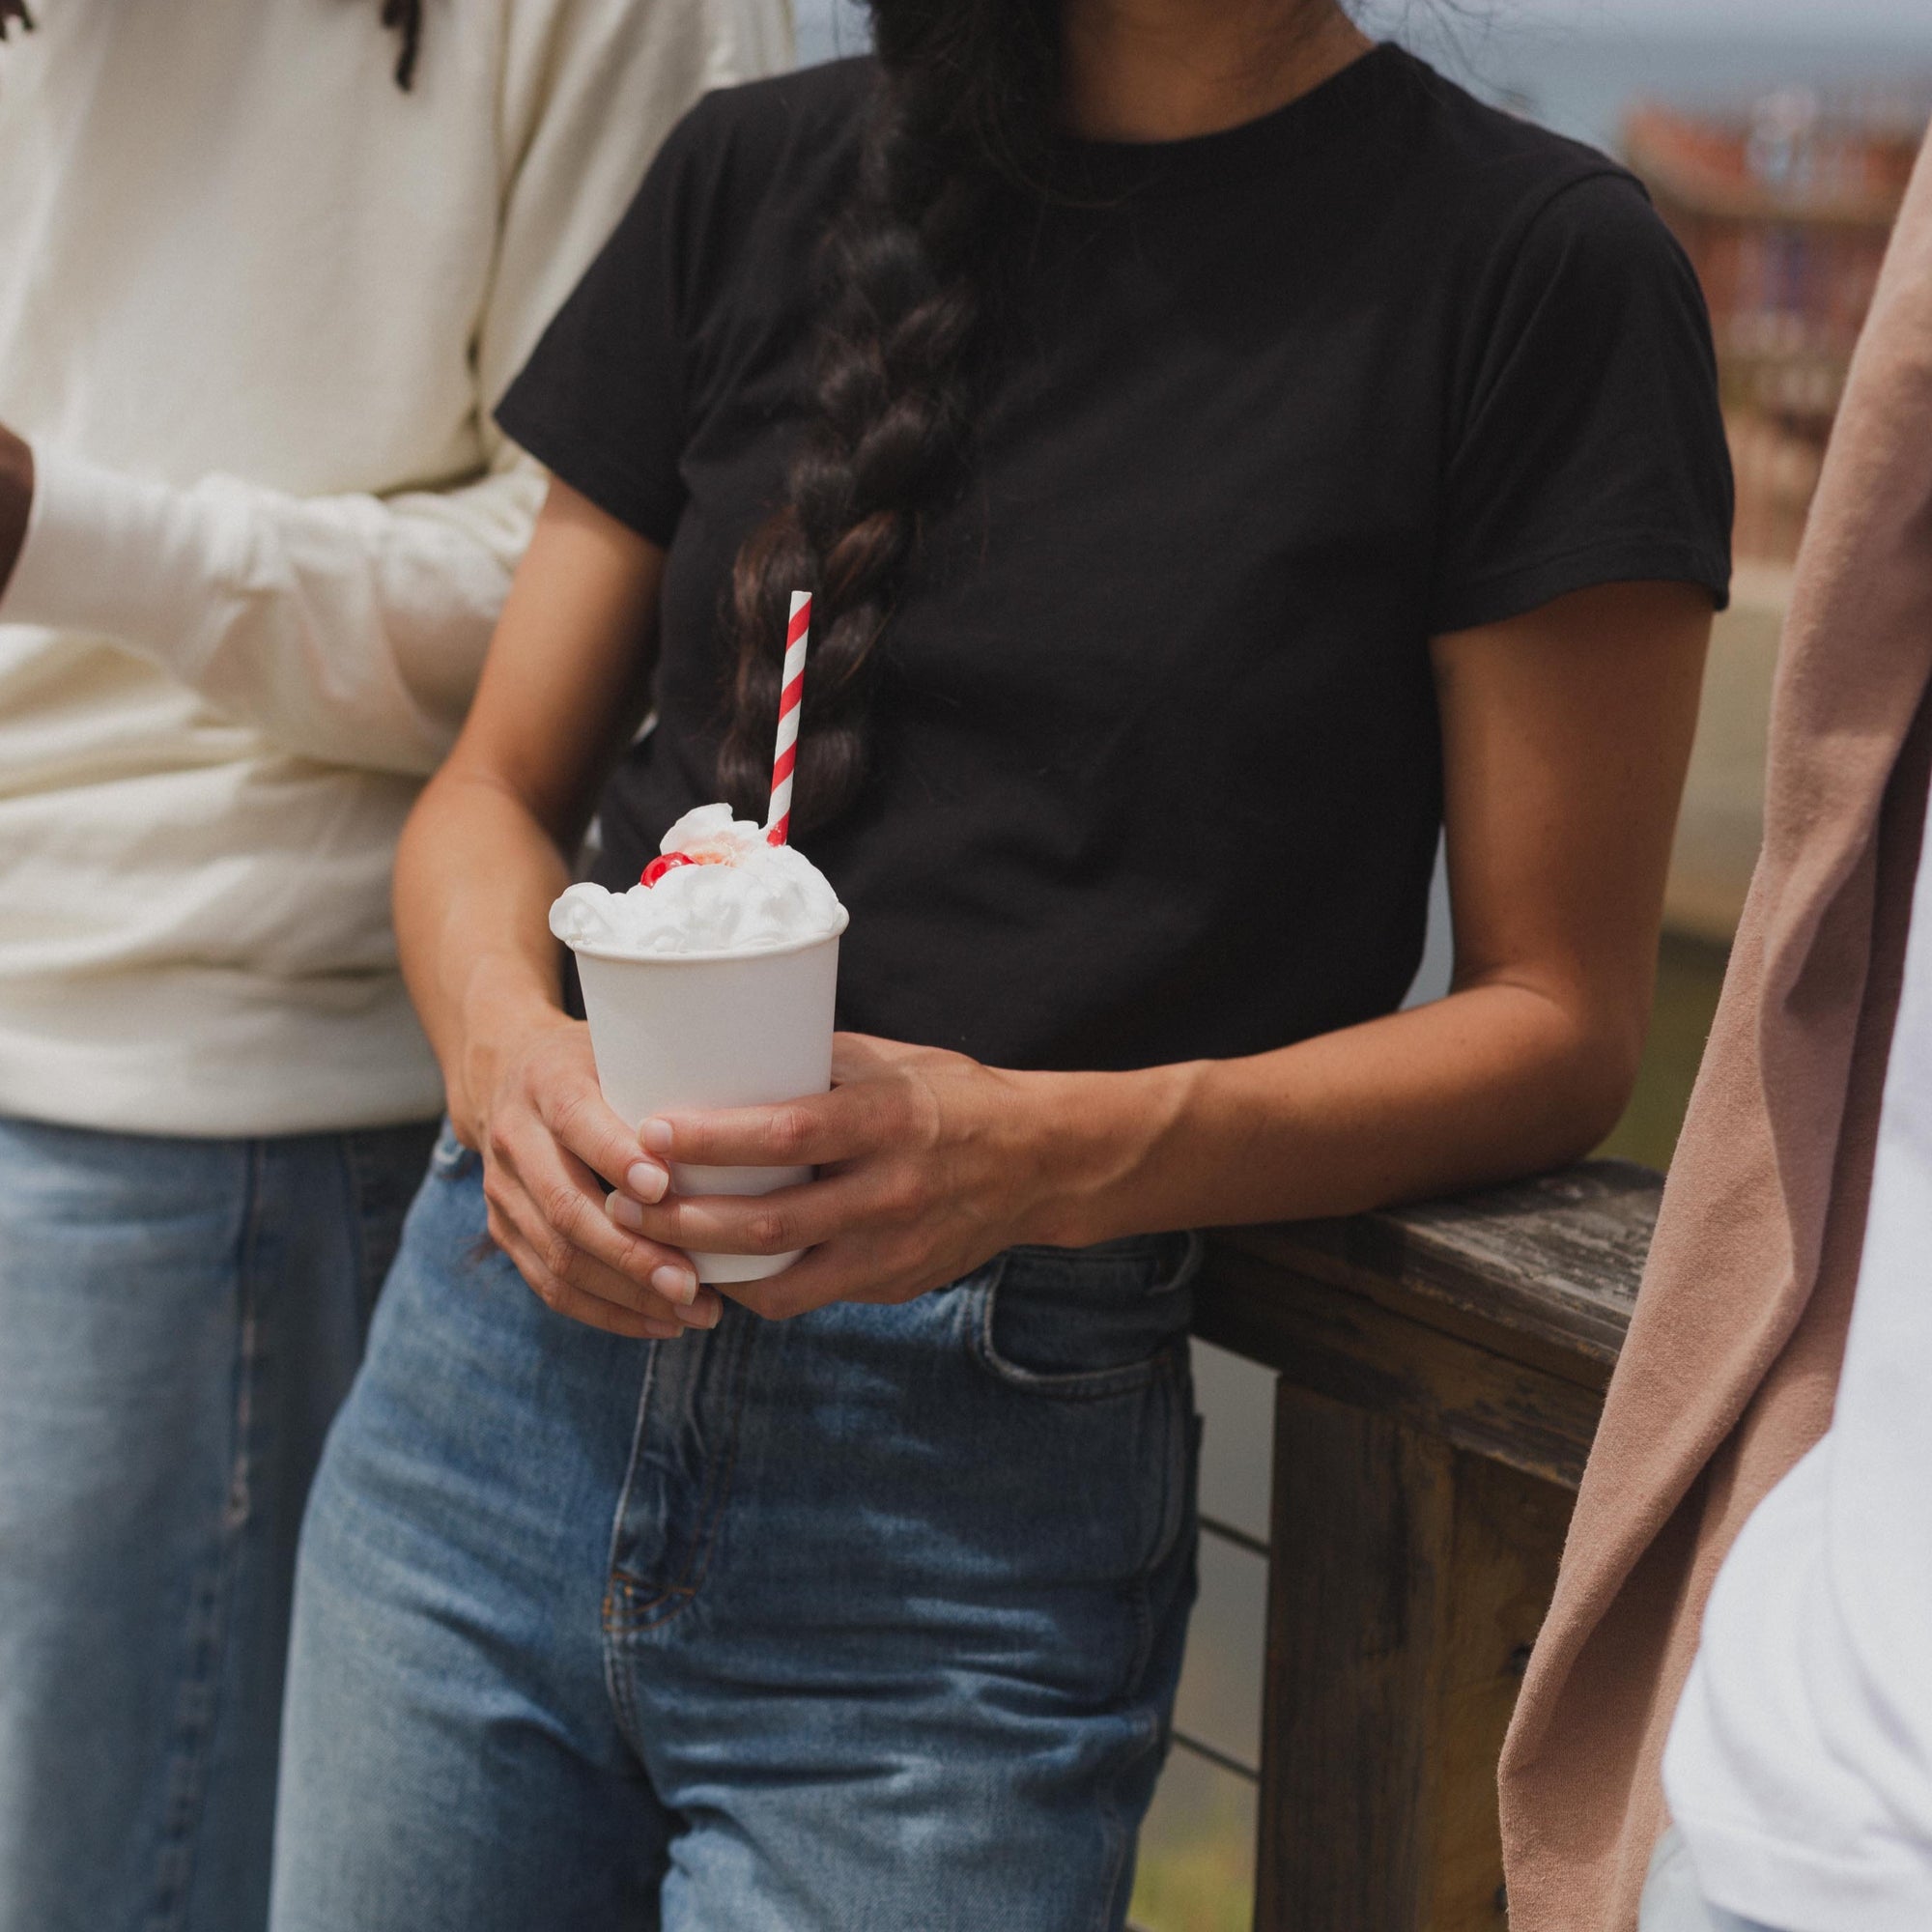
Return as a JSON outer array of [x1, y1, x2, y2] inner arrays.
[[792, 0, 1932, 1921]]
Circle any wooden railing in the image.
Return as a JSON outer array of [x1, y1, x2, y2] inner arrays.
[[1188, 1160, 1661, 1932]]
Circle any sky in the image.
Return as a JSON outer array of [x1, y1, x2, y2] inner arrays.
[[797, 0, 1932, 110], [1368, 0, 1932, 149], [799, 0, 1932, 55], [1389, 0, 1930, 36]]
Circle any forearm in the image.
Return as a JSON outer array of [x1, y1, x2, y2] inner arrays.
[[0, 444, 542, 773], [1029, 976, 1635, 1246], [394, 768, 574, 1139]]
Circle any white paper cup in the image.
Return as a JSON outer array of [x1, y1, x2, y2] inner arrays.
[[570, 917, 846, 1284]]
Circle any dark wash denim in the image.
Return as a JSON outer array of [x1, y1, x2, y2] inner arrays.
[[271, 1124, 1200, 1931], [0, 1113, 435, 1932]]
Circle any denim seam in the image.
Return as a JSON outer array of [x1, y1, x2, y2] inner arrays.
[[1094, 1351, 1194, 1929], [1091, 1793, 1130, 1932], [1093, 1701, 1166, 1932], [1093, 1387, 1188, 1932], [602, 1340, 663, 1751], [1116, 1354, 1180, 1704], [605, 1605, 645, 1749], [1122, 1566, 1156, 1724], [606, 1316, 756, 1633], [1142, 1350, 1191, 1581], [143, 1142, 265, 1932], [601, 1359, 662, 1752]]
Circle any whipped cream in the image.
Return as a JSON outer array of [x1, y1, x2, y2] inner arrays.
[[549, 805, 846, 958]]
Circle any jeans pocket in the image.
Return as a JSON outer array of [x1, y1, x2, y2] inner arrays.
[[967, 1232, 1201, 1398], [427, 1119, 480, 1183]]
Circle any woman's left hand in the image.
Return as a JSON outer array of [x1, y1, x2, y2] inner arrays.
[[604, 1033, 1081, 1319]]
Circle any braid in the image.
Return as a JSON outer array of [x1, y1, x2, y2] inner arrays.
[[0, 3, 421, 89], [716, 0, 1061, 832]]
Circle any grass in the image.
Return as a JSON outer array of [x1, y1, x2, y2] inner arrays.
[[1128, 1757, 1257, 1932]]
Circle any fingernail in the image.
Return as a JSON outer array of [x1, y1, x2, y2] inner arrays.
[[651, 1263, 696, 1305], [639, 1119, 673, 1154], [686, 1291, 723, 1329], [624, 1161, 668, 1204], [608, 1193, 645, 1232]]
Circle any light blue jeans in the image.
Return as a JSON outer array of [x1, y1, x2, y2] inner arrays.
[[270, 1125, 1201, 1931], [1641, 1828, 1787, 1932], [0, 1113, 436, 1932]]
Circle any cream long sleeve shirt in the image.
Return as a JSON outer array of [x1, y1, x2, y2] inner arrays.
[[0, 0, 788, 1135]]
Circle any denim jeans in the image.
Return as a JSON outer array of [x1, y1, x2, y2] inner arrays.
[[1640, 1829, 1787, 1932], [0, 1113, 436, 1932], [270, 1125, 1200, 1932]]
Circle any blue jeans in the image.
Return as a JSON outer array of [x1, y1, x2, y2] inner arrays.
[[0, 1113, 436, 1932], [1640, 1829, 1787, 1932], [270, 1126, 1200, 1932]]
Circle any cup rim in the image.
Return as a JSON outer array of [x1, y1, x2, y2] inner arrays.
[[565, 906, 849, 967]]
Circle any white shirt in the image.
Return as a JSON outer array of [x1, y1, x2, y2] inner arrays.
[[1664, 763, 1932, 1931], [0, 0, 788, 1135]]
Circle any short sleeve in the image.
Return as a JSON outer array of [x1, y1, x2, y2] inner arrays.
[[1431, 171, 1734, 635], [496, 95, 721, 546]]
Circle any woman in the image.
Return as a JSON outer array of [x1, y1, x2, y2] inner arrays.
[[270, 2, 1731, 1924]]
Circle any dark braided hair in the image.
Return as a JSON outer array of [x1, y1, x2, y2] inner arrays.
[[0, 1, 423, 90], [716, 0, 1063, 832]]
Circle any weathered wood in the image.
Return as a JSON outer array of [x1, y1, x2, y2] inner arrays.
[[1210, 1163, 1659, 1932], [1196, 1246, 1605, 1489], [1428, 1455, 1574, 1932], [1214, 1159, 1658, 1372], [1255, 1386, 1577, 1932], [1258, 1385, 1454, 1930]]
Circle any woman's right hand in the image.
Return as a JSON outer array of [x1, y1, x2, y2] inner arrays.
[[463, 1012, 723, 1340]]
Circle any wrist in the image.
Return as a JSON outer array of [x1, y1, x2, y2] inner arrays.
[[1014, 1060, 1204, 1249], [448, 953, 571, 1136], [0, 426, 34, 604]]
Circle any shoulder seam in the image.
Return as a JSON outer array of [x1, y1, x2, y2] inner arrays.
[[1500, 163, 1653, 265]]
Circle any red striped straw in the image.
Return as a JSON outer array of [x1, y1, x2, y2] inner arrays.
[[764, 590, 811, 846]]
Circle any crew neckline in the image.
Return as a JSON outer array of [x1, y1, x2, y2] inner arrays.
[[1046, 41, 1414, 197]]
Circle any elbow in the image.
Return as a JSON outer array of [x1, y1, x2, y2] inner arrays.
[[1535, 1006, 1647, 1170], [1547, 1074, 1634, 1172], [1463, 969, 1648, 1177]]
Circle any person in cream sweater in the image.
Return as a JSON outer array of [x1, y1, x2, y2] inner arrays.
[[0, 3, 786, 1926]]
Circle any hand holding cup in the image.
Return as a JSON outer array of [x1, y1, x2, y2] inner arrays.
[[465, 1011, 723, 1339]]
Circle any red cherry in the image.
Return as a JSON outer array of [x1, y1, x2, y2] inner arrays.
[[640, 852, 696, 887]]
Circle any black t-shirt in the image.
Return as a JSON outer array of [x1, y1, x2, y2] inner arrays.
[[498, 46, 1731, 1073]]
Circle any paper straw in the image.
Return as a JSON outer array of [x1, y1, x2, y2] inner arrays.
[[765, 590, 811, 846]]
